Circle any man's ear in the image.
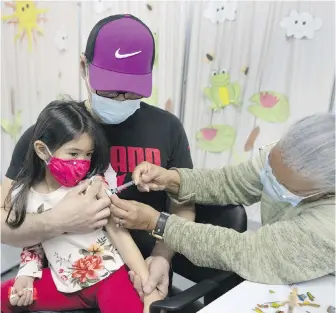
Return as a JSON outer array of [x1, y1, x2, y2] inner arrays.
[[80, 54, 87, 79], [34, 140, 50, 161]]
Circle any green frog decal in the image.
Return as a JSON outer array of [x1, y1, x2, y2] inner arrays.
[[203, 70, 241, 111]]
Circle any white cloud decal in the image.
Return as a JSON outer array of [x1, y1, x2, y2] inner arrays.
[[204, 0, 237, 24], [54, 30, 69, 52], [280, 10, 323, 39], [94, 0, 114, 15]]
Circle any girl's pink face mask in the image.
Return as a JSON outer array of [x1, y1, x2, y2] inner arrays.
[[45, 146, 91, 187]]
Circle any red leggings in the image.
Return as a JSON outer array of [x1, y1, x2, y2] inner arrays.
[[1, 265, 143, 313]]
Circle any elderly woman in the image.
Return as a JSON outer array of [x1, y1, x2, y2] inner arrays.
[[110, 114, 335, 289]]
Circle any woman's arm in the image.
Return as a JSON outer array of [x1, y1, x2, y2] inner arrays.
[[133, 151, 266, 208], [167, 152, 264, 206], [162, 204, 335, 284]]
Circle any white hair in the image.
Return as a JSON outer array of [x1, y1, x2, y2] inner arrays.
[[278, 113, 335, 193]]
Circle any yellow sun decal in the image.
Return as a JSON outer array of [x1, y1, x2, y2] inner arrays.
[[2, 1, 47, 52]]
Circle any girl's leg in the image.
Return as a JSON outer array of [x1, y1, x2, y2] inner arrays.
[[97, 265, 143, 313], [1, 268, 95, 313]]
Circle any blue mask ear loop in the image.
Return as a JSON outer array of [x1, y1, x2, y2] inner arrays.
[[84, 66, 97, 115], [43, 145, 53, 165]]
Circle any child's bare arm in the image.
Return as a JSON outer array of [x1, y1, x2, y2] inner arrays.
[[105, 221, 162, 312], [105, 221, 150, 284]]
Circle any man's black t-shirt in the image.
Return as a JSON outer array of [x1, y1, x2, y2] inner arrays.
[[6, 102, 193, 258]]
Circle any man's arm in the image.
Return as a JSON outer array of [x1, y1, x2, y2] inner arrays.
[[1, 176, 62, 247], [1, 126, 60, 247]]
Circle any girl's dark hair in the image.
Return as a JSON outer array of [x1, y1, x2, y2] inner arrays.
[[5, 100, 110, 228]]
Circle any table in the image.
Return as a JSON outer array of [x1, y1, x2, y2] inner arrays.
[[198, 275, 335, 313]]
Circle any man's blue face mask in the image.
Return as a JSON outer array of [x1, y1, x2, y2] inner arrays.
[[260, 152, 314, 207], [90, 92, 141, 124]]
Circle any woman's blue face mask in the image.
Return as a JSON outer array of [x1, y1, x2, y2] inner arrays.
[[260, 153, 311, 207]]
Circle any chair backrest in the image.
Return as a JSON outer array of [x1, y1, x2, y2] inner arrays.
[[172, 204, 247, 283], [195, 203, 247, 232]]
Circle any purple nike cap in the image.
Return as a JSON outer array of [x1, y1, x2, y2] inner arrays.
[[85, 14, 155, 98]]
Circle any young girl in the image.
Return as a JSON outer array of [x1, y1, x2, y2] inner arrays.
[[1, 100, 161, 313]]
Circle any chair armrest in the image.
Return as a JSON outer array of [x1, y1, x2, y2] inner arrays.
[[210, 271, 238, 284], [149, 280, 218, 313]]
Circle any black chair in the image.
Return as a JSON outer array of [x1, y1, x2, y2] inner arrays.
[[33, 204, 246, 313], [149, 203, 247, 313]]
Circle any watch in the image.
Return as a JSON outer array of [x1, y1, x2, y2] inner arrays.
[[150, 212, 170, 240]]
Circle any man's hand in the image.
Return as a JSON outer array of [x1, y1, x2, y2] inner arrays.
[[143, 288, 164, 313], [109, 195, 160, 231], [50, 178, 111, 233], [129, 256, 170, 299], [10, 276, 35, 307]]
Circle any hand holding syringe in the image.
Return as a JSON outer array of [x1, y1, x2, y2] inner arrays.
[[84, 176, 135, 197], [105, 181, 135, 198]]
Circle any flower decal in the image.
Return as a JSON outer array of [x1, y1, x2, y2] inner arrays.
[[280, 10, 322, 39], [71, 255, 104, 284], [260, 92, 279, 108], [204, 0, 237, 24], [248, 91, 290, 123], [196, 124, 236, 152]]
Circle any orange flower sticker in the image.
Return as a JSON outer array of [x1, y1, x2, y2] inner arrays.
[[71, 255, 104, 283]]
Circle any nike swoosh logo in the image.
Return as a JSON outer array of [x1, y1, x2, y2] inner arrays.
[[115, 48, 142, 59]]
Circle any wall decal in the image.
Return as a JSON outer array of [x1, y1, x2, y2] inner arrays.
[[204, 69, 241, 111], [244, 126, 260, 152], [1, 110, 22, 141], [2, 1, 48, 52], [54, 29, 69, 52], [280, 10, 322, 39], [94, 0, 113, 14], [241, 66, 249, 75], [248, 91, 290, 123], [204, 0, 237, 24], [165, 98, 173, 113], [204, 52, 215, 63], [196, 124, 236, 152], [146, 3, 153, 11]]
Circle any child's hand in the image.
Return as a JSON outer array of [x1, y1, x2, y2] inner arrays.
[[10, 276, 35, 307], [143, 288, 163, 313]]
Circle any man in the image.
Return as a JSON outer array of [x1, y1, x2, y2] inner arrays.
[[1, 14, 195, 302]]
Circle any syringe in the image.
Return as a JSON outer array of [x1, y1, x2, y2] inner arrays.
[[105, 181, 135, 197]]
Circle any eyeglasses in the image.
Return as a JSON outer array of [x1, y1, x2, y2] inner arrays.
[[96, 91, 142, 100]]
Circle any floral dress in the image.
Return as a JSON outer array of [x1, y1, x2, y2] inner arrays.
[[17, 186, 124, 293]]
